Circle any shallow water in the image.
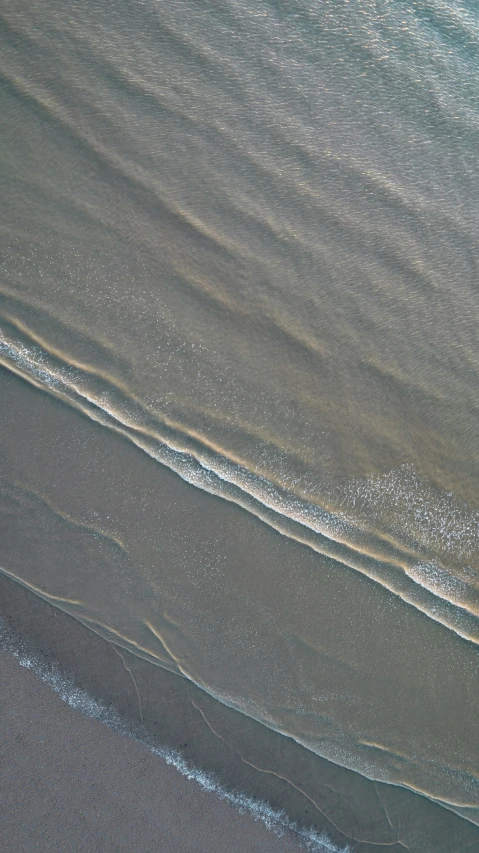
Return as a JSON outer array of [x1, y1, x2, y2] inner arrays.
[[1, 0, 478, 828]]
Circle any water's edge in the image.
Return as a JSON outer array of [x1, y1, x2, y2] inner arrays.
[[2, 570, 478, 853]]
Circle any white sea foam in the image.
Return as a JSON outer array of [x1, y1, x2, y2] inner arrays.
[[1, 331, 478, 648]]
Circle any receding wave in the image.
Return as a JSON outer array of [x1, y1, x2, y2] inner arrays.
[[2, 319, 479, 824]]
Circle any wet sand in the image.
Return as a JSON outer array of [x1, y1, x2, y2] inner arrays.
[[2, 573, 479, 853], [0, 577, 479, 853], [0, 645, 305, 853]]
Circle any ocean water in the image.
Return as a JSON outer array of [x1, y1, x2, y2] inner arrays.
[[1, 0, 478, 833]]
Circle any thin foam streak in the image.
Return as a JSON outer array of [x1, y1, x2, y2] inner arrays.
[[0, 617, 347, 853]]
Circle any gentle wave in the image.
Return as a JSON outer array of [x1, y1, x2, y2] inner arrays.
[[1, 321, 478, 649]]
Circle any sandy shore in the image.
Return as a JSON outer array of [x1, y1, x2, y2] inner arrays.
[[2, 573, 479, 853], [0, 645, 307, 853]]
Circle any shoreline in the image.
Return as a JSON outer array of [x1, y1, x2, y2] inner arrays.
[[1, 366, 479, 852], [0, 620, 309, 853], [2, 571, 478, 853]]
